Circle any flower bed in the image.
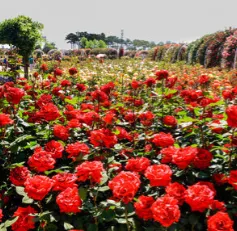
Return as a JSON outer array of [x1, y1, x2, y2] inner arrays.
[[0, 60, 236, 231]]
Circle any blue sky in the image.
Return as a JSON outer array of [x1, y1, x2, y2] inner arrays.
[[0, 0, 236, 49]]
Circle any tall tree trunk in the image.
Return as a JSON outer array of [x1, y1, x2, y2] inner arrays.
[[23, 55, 29, 78]]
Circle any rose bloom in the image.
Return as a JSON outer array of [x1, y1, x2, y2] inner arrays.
[[184, 183, 215, 212], [198, 74, 209, 84], [138, 111, 155, 126], [52, 172, 78, 191], [172, 147, 198, 169], [56, 187, 82, 213], [0, 209, 3, 222], [69, 67, 78, 75], [226, 105, 237, 127], [0, 113, 13, 126], [152, 132, 175, 148], [24, 175, 53, 201], [165, 182, 186, 205], [28, 150, 55, 172], [40, 63, 48, 72], [44, 140, 64, 159], [193, 148, 213, 170], [9, 166, 30, 186], [108, 171, 140, 204], [12, 206, 37, 231], [4, 87, 25, 104], [207, 212, 234, 231], [53, 125, 69, 141], [163, 115, 177, 127], [76, 161, 104, 183], [134, 195, 155, 220], [151, 195, 180, 227], [125, 157, 150, 173], [54, 68, 64, 76], [145, 164, 172, 187], [155, 70, 169, 80], [213, 173, 229, 185], [36, 94, 52, 108], [66, 142, 90, 159], [76, 83, 87, 92], [37, 103, 60, 122], [90, 129, 117, 148], [160, 146, 179, 164], [229, 170, 237, 190]]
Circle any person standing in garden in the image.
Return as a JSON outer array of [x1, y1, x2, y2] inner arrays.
[[29, 56, 34, 72]]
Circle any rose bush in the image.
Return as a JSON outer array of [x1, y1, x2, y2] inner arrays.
[[0, 59, 236, 231]]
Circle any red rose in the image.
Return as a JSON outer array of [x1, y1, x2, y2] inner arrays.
[[213, 173, 228, 185], [5, 87, 25, 104], [145, 164, 172, 187], [24, 175, 53, 200], [54, 68, 64, 76], [0, 209, 3, 222], [226, 105, 237, 127], [184, 183, 215, 212], [76, 161, 104, 183], [56, 187, 82, 213], [229, 170, 237, 190], [53, 125, 69, 141], [69, 67, 78, 75], [61, 79, 71, 87], [100, 82, 115, 94], [172, 146, 198, 169], [44, 140, 64, 159], [198, 74, 209, 84], [165, 182, 186, 205], [152, 132, 175, 148], [115, 126, 132, 141], [66, 142, 90, 160], [12, 206, 37, 231], [163, 115, 177, 126], [33, 72, 39, 78], [36, 94, 52, 108], [91, 90, 109, 103], [40, 63, 48, 72], [131, 80, 142, 89], [90, 129, 117, 148], [160, 146, 179, 164], [210, 200, 226, 212], [144, 77, 156, 87], [125, 157, 150, 173], [108, 171, 140, 204], [76, 83, 87, 92], [193, 148, 213, 169], [207, 212, 234, 231], [28, 149, 55, 172], [138, 111, 155, 126], [9, 166, 30, 186], [36, 103, 60, 122], [151, 195, 180, 227], [0, 113, 13, 126], [52, 172, 78, 191], [155, 70, 169, 80], [134, 195, 155, 220]]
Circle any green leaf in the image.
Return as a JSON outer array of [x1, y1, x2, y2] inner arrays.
[[79, 187, 87, 200], [15, 186, 26, 196], [4, 216, 19, 227], [63, 222, 74, 230], [22, 196, 34, 204]]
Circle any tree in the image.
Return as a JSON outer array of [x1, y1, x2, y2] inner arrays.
[[0, 15, 43, 78], [43, 40, 57, 53], [65, 33, 79, 49], [98, 40, 107, 48], [80, 37, 88, 48]]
